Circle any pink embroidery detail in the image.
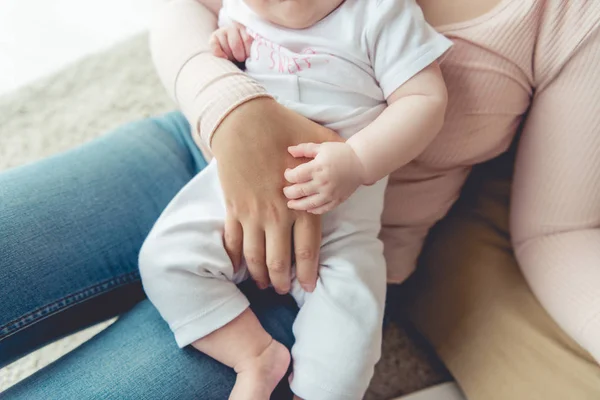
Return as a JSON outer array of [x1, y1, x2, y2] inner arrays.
[[249, 34, 321, 75], [292, 57, 302, 72]]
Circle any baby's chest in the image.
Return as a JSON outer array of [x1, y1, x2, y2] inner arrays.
[[244, 29, 383, 102], [246, 34, 328, 77]]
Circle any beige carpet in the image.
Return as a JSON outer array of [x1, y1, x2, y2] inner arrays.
[[0, 34, 450, 399]]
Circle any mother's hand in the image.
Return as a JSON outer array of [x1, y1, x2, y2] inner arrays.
[[211, 97, 341, 294]]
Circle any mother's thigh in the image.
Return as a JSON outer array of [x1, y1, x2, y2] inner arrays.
[[3, 283, 298, 400], [404, 164, 600, 400], [0, 112, 204, 366]]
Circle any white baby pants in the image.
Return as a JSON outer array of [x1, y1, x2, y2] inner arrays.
[[139, 161, 388, 400]]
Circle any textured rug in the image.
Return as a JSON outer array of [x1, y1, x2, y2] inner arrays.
[[0, 34, 450, 399]]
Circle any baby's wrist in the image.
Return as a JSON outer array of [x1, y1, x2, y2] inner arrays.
[[346, 141, 370, 185]]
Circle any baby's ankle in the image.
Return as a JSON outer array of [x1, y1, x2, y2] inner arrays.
[[233, 339, 289, 375], [229, 340, 291, 400]]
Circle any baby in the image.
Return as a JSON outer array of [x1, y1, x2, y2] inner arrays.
[[139, 0, 451, 399]]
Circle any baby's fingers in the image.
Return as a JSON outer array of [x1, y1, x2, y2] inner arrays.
[[239, 27, 254, 58], [288, 143, 320, 159], [308, 201, 335, 215], [283, 181, 319, 200], [215, 31, 235, 60], [285, 161, 317, 184], [209, 32, 229, 59], [228, 28, 249, 62], [287, 194, 329, 211]]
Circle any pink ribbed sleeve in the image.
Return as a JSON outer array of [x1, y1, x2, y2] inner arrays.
[[511, 25, 600, 361], [149, 0, 271, 157]]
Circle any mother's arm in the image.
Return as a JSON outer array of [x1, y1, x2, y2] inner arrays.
[[510, 28, 600, 362], [149, 0, 341, 293]]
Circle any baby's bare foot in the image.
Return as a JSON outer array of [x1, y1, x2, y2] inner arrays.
[[229, 340, 290, 400]]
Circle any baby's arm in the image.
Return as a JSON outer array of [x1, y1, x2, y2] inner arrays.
[[348, 62, 447, 185], [209, 21, 253, 62], [284, 62, 447, 214]]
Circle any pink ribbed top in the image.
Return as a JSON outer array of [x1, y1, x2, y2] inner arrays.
[[151, 0, 600, 362]]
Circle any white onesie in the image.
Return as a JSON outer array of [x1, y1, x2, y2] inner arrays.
[[139, 1, 451, 398]]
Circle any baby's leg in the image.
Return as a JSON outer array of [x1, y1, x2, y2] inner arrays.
[[139, 162, 289, 400], [193, 309, 291, 400], [290, 228, 387, 400]]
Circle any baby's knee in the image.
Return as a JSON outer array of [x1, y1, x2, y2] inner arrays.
[[138, 229, 192, 283], [138, 232, 168, 284]]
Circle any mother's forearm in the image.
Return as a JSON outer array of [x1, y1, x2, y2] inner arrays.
[[150, 0, 217, 100], [150, 0, 270, 156]]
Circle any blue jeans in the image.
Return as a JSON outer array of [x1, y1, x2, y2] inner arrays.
[[0, 112, 298, 399]]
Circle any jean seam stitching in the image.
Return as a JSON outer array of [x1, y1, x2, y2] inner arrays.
[[0, 271, 140, 340]]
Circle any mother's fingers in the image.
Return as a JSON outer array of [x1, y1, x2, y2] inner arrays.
[[293, 213, 321, 293], [223, 215, 243, 271], [243, 225, 269, 289], [266, 223, 292, 294]]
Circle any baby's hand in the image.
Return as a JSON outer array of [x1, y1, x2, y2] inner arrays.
[[284, 142, 366, 214], [209, 23, 253, 63]]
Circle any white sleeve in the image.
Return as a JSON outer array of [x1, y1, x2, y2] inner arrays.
[[366, 0, 452, 99]]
